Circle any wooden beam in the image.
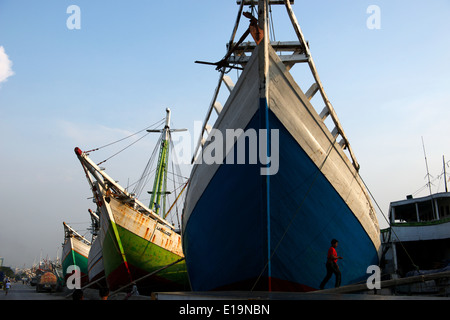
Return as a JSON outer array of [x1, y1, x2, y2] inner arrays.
[[319, 106, 330, 120], [191, 70, 226, 164], [222, 75, 235, 92], [213, 101, 223, 115], [331, 127, 339, 138], [313, 270, 450, 295], [228, 53, 308, 65], [232, 41, 304, 53], [305, 83, 319, 101], [237, 0, 294, 5]]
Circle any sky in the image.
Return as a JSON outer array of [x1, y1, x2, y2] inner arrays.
[[0, 0, 449, 269]]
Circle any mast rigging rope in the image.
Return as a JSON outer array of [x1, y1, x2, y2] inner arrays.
[[84, 117, 165, 154]]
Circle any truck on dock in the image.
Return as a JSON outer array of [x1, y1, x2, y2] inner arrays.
[[36, 272, 58, 293]]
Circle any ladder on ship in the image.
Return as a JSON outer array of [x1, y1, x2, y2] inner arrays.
[[192, 0, 360, 171]]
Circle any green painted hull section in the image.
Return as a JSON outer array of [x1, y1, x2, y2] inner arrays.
[[102, 220, 189, 291], [62, 250, 89, 276], [62, 250, 89, 287]]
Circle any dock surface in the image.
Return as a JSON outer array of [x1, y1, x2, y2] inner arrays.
[[152, 290, 450, 300], [0, 283, 65, 300]]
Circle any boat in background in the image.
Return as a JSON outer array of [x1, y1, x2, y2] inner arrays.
[[182, 0, 381, 291], [75, 108, 189, 293], [61, 222, 91, 287], [381, 186, 450, 295], [86, 208, 107, 288]]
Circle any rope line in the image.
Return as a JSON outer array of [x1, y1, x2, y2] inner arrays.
[[97, 132, 151, 166], [85, 118, 165, 153], [358, 174, 419, 272]]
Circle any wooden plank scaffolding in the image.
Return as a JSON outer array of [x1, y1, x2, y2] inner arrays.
[[192, 0, 360, 171]]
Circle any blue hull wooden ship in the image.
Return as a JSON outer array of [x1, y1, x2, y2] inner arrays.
[[182, 0, 381, 291]]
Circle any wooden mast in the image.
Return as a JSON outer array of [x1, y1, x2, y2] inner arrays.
[[258, 0, 269, 102], [257, 0, 272, 292], [149, 108, 171, 215]]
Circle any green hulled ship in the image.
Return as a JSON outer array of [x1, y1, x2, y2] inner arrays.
[[75, 108, 189, 293], [62, 222, 90, 287]]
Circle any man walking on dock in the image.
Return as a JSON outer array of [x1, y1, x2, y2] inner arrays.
[[319, 239, 343, 289], [4, 280, 11, 295]]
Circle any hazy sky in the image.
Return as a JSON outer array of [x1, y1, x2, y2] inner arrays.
[[1, 0, 449, 268]]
